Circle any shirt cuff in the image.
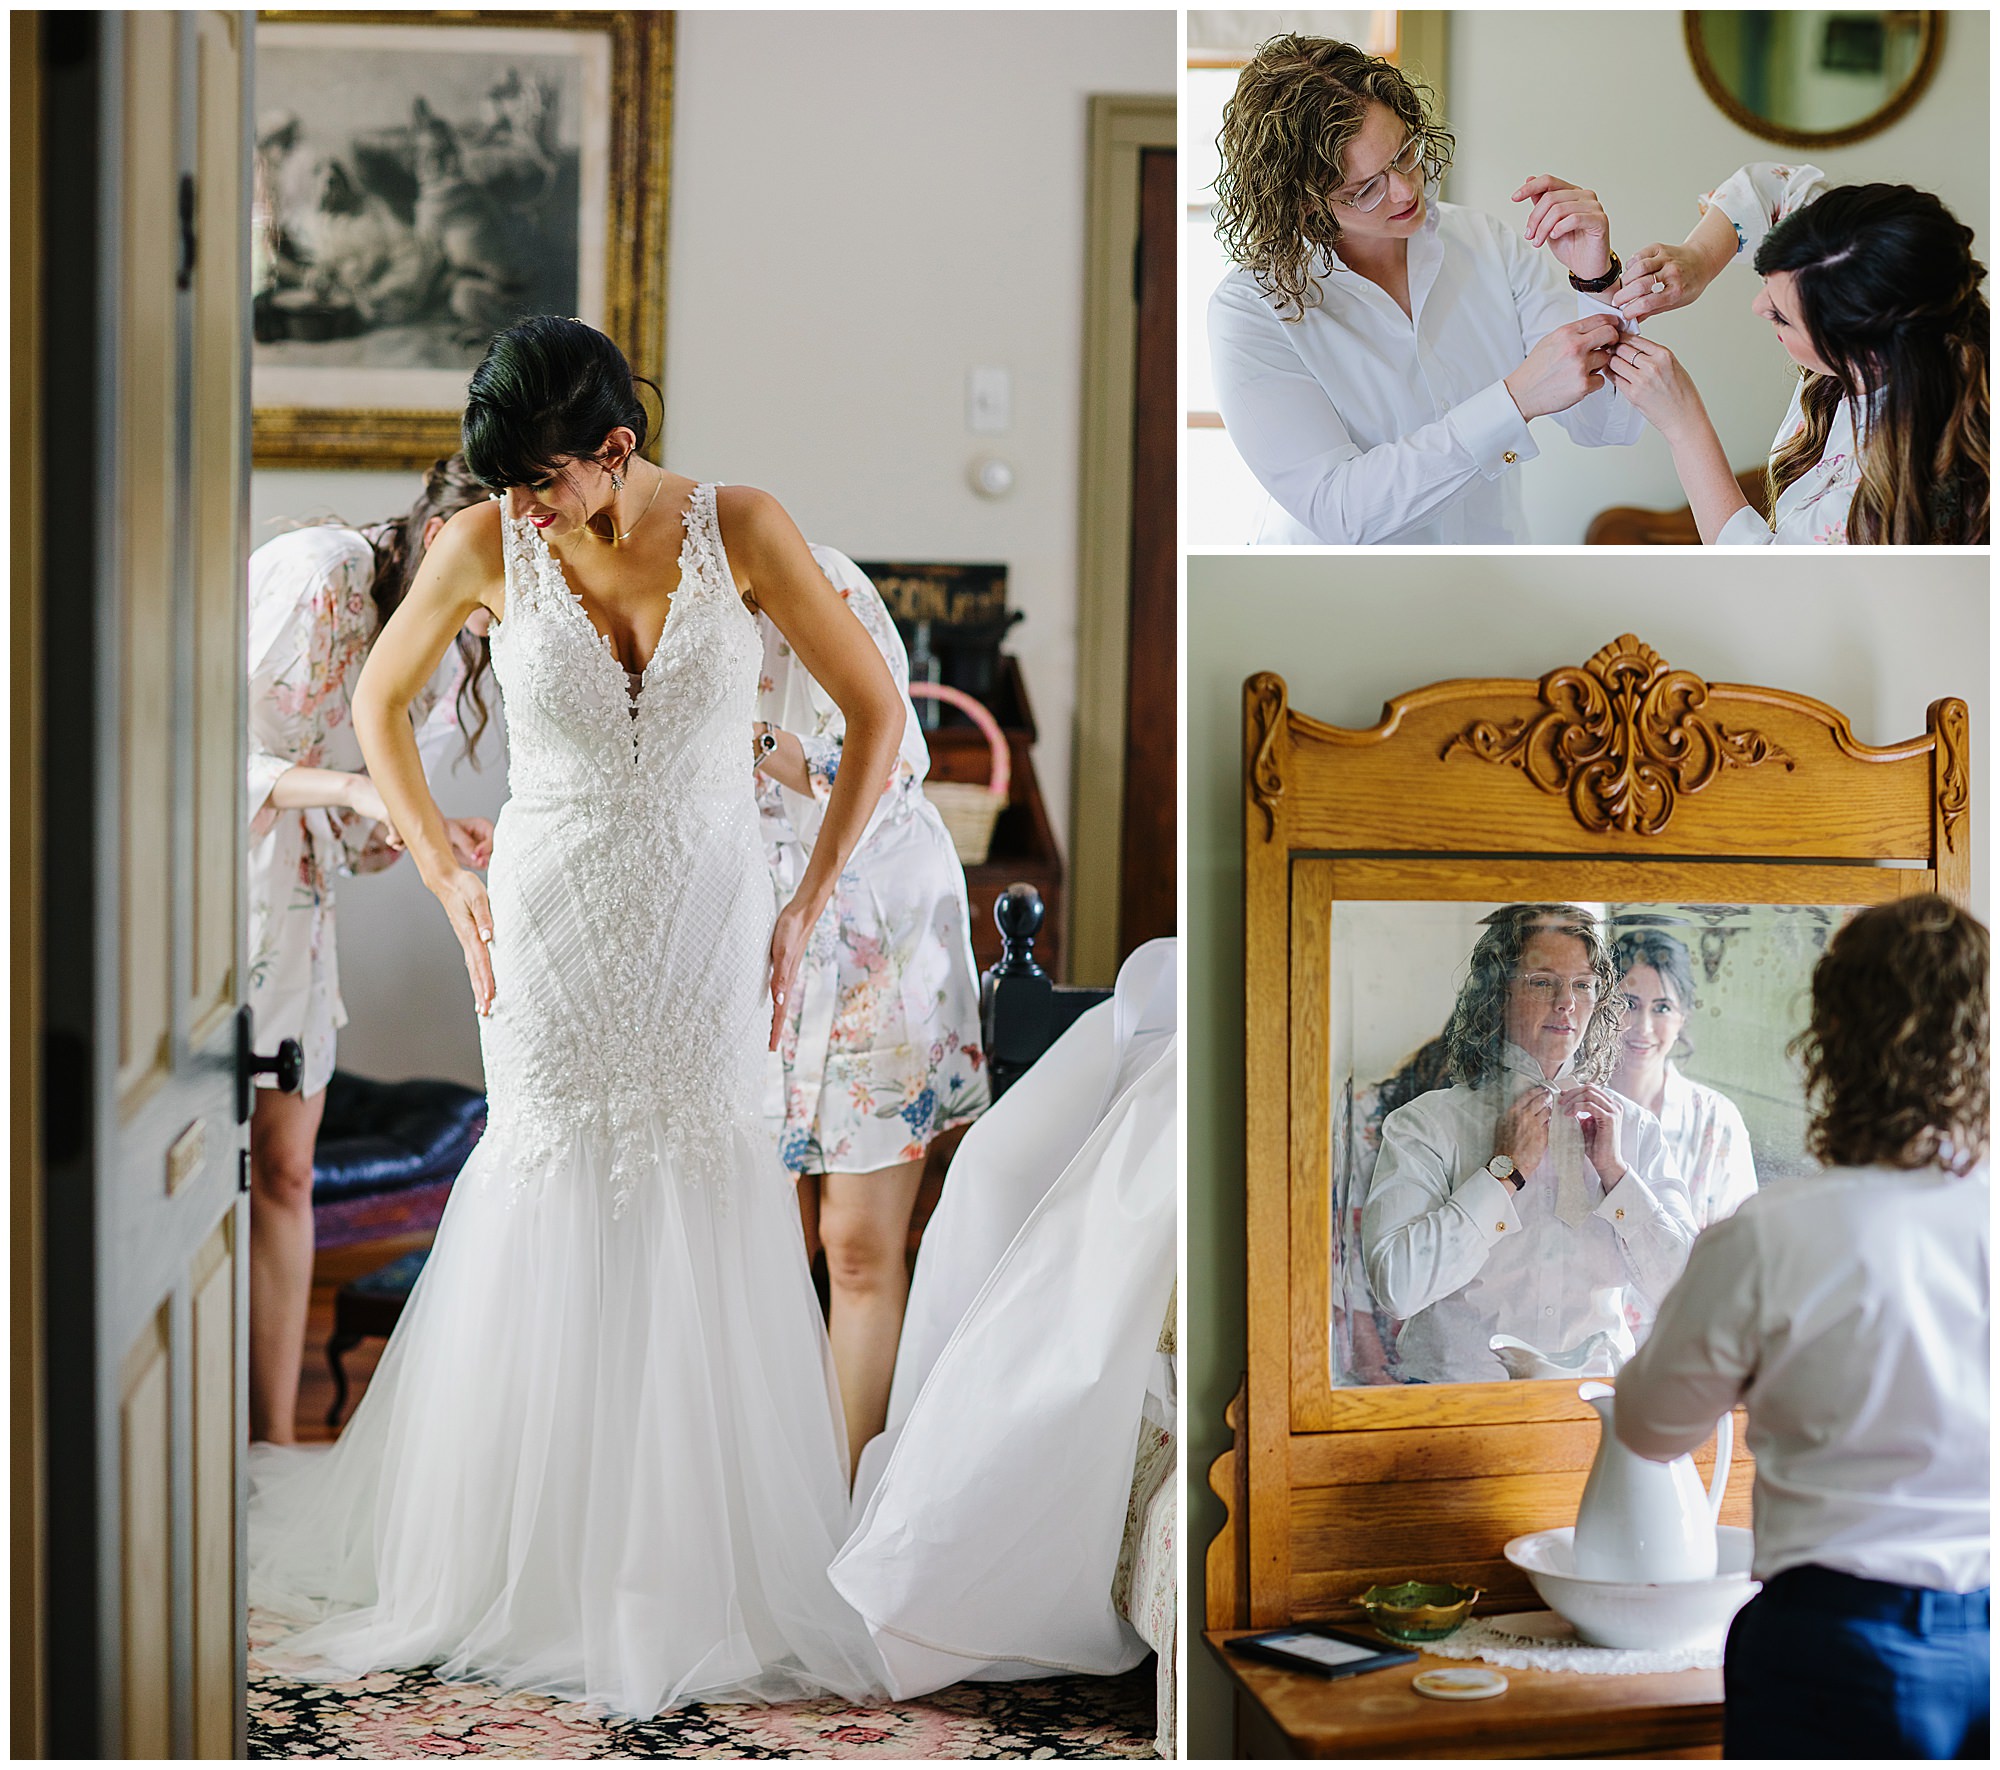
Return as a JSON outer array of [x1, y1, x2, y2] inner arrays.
[[1455, 1167, 1522, 1245], [1576, 289, 1631, 332], [1451, 379, 1539, 480], [1715, 505, 1776, 546], [1594, 1167, 1658, 1232]]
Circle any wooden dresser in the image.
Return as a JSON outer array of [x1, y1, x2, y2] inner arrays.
[[1209, 643, 1971, 1758]]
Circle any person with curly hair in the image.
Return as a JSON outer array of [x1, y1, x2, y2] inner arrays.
[[1607, 169, 1989, 543], [1207, 35, 1643, 544], [1614, 895, 1989, 1758], [1360, 904, 1696, 1384]]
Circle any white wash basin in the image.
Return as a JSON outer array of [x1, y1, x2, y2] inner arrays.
[[1503, 1525, 1761, 1650]]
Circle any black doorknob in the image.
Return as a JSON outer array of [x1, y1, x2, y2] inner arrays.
[[235, 1004, 303, 1123]]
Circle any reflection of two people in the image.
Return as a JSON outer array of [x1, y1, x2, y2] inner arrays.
[[1360, 904, 1698, 1384]]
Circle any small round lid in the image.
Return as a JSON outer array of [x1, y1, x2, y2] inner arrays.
[[1412, 1666, 1509, 1701]]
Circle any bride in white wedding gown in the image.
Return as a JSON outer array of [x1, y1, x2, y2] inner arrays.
[[247, 317, 905, 1716]]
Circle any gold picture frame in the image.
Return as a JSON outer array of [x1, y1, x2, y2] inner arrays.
[[251, 9, 671, 469]]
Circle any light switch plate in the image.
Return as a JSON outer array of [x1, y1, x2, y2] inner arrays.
[[967, 366, 1011, 433]]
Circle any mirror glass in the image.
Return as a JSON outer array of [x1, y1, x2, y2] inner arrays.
[[1328, 900, 1853, 1388], [1689, 11, 1936, 145]]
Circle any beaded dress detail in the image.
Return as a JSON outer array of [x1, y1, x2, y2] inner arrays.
[[246, 483, 885, 1715]]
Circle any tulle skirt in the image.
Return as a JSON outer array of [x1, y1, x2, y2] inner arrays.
[[248, 1111, 886, 1716]]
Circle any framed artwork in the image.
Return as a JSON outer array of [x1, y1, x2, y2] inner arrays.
[[251, 9, 671, 468]]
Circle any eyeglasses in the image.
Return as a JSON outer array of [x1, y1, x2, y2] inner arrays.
[[1335, 133, 1427, 212], [1512, 973, 1603, 1006]]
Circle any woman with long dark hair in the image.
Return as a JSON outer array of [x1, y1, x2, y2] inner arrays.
[[247, 315, 903, 1713], [1606, 168, 1989, 543], [246, 454, 496, 1445], [1609, 928, 1758, 1231]]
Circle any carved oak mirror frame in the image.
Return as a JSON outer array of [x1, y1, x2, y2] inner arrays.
[[1210, 636, 1970, 1632]]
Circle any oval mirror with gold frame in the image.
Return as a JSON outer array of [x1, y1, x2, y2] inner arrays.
[[1209, 635, 1970, 1635], [1685, 10, 1944, 150]]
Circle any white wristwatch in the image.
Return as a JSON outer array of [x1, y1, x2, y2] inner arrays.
[[1486, 1154, 1521, 1191]]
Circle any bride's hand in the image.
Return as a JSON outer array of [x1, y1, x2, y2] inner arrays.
[[768, 896, 815, 1051], [1604, 334, 1707, 440], [433, 866, 497, 1017], [1614, 240, 1720, 323]]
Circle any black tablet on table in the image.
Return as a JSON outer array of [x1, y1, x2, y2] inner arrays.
[[1226, 1623, 1419, 1681]]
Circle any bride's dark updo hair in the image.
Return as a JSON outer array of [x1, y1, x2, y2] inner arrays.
[[461, 315, 661, 490]]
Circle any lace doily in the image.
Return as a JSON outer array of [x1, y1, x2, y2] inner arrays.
[[1425, 1609, 1725, 1675]]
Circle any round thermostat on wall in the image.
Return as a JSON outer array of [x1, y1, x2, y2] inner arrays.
[[968, 456, 1015, 498]]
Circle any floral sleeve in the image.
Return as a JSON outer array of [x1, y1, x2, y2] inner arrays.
[[796, 581, 920, 807], [1697, 162, 1829, 265], [247, 560, 346, 839]]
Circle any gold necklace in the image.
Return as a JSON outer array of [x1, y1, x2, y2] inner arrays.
[[596, 467, 665, 546]]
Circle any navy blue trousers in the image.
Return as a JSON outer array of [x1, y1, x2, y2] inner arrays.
[[1725, 1564, 1990, 1759]]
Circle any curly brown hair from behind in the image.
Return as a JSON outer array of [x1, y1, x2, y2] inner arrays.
[[1790, 895, 1989, 1174], [1445, 904, 1622, 1089], [1213, 35, 1454, 321]]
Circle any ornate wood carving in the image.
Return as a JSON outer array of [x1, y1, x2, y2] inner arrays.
[[1247, 672, 1288, 840], [1935, 698, 1970, 854], [1441, 635, 1795, 836]]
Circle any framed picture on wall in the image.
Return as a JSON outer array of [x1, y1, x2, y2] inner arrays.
[[251, 9, 671, 469]]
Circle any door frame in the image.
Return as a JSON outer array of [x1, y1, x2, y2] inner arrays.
[[11, 10, 48, 1758], [1069, 92, 1175, 988]]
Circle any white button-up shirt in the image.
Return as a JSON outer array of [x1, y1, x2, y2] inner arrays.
[[1208, 187, 1644, 544], [1656, 1063, 1761, 1230], [1615, 1163, 1989, 1593], [1362, 1043, 1697, 1384]]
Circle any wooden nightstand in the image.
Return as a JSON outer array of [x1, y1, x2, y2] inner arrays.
[[1205, 1629, 1724, 1759]]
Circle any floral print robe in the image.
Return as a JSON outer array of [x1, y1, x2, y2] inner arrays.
[[756, 548, 988, 1174], [247, 524, 462, 1098]]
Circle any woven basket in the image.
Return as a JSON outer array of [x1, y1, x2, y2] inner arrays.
[[909, 681, 1010, 866]]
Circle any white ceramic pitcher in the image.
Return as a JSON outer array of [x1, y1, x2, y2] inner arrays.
[[1572, 1381, 1732, 1583]]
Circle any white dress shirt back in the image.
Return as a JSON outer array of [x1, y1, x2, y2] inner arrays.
[[1208, 187, 1642, 545], [1614, 1163, 1990, 1592]]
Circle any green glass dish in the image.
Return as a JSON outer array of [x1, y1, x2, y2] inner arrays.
[[1354, 1580, 1482, 1643]]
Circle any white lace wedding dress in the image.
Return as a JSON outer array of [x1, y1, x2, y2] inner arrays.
[[248, 484, 885, 1715]]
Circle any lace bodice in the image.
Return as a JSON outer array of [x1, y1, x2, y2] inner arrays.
[[490, 482, 759, 801], [479, 483, 773, 1212]]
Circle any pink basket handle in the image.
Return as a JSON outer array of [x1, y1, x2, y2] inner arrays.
[[908, 681, 1010, 799]]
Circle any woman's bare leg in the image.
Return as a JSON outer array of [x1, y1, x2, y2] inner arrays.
[[248, 1084, 327, 1445], [795, 1172, 823, 1264], [817, 1157, 925, 1482]]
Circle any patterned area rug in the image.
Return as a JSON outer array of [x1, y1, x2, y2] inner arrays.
[[249, 1610, 1158, 1759]]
